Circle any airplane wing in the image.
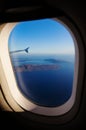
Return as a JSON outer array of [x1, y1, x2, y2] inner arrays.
[[10, 47, 30, 54]]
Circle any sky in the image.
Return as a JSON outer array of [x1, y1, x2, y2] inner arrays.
[[8, 18, 75, 55]]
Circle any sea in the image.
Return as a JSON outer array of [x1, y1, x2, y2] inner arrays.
[[10, 53, 75, 107]]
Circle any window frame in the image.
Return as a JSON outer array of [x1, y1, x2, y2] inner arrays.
[[0, 14, 85, 124]]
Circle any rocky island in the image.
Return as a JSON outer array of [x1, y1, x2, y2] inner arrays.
[[13, 64, 59, 72]]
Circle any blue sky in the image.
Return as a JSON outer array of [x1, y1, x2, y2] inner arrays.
[[9, 18, 75, 55]]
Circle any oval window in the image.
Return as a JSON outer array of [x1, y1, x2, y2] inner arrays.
[[8, 19, 75, 107]]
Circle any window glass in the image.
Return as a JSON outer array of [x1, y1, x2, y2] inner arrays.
[[8, 19, 75, 107]]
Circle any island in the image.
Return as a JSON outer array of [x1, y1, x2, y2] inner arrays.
[[13, 64, 59, 72]]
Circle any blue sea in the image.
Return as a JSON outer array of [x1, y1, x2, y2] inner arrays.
[[10, 53, 75, 107]]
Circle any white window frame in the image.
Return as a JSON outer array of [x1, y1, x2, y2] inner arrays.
[[0, 18, 79, 116]]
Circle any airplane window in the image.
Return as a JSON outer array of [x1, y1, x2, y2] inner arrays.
[[8, 19, 75, 107], [0, 18, 79, 116]]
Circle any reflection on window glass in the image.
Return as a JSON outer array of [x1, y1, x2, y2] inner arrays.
[[8, 19, 75, 107]]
